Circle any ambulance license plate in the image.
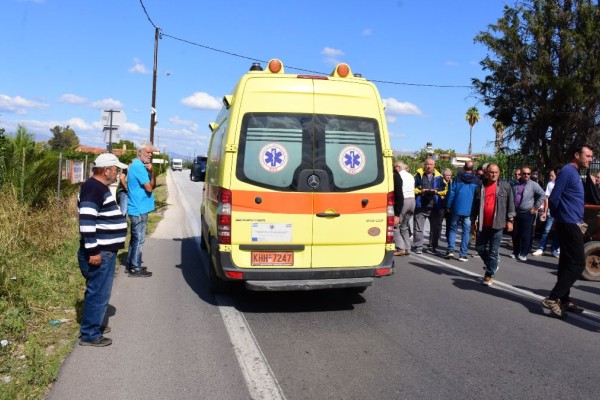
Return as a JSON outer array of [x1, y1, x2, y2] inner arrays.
[[251, 252, 294, 266]]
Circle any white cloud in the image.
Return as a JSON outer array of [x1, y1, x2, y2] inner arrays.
[[383, 98, 422, 116], [321, 47, 345, 66], [321, 47, 345, 57], [129, 63, 149, 74], [445, 61, 459, 67], [362, 28, 373, 36], [65, 117, 93, 131], [0, 94, 49, 114], [122, 121, 145, 134], [90, 98, 123, 109], [181, 92, 221, 110], [169, 116, 199, 131], [58, 93, 88, 104], [153, 126, 211, 156]]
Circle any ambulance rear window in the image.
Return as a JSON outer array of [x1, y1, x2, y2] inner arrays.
[[236, 113, 383, 192]]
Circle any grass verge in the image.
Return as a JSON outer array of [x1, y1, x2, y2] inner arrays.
[[0, 173, 167, 400]]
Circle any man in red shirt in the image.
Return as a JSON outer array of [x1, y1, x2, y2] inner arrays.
[[471, 164, 516, 286]]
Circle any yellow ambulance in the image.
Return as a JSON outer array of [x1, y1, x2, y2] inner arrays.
[[200, 59, 395, 293]]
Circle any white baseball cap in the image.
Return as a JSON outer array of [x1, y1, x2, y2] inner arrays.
[[93, 153, 127, 169]]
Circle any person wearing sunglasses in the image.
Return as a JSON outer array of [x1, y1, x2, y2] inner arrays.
[[509, 166, 546, 261]]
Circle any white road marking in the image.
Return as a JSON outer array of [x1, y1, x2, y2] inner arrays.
[[172, 172, 286, 400], [412, 252, 600, 329], [217, 295, 287, 400]]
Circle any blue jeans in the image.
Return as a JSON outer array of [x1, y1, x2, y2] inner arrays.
[[119, 191, 128, 216], [127, 213, 148, 269], [447, 213, 471, 257], [476, 227, 504, 276], [78, 248, 117, 341], [537, 214, 559, 252]]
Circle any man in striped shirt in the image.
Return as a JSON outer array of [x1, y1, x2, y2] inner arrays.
[[77, 153, 127, 347]]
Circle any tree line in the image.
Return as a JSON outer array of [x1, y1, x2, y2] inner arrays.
[[0, 124, 168, 208]]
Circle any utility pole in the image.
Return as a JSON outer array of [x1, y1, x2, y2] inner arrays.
[[149, 26, 159, 145], [103, 109, 120, 153]]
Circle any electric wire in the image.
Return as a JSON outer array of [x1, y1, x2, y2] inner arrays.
[[139, 0, 472, 89]]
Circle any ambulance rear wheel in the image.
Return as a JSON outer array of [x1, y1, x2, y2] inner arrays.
[[583, 241, 600, 281], [208, 252, 228, 294]]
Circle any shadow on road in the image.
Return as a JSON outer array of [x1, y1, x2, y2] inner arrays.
[[451, 278, 600, 332], [175, 236, 366, 313], [174, 236, 218, 306]]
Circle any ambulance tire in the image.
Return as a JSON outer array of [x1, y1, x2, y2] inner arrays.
[[208, 251, 228, 294], [199, 218, 207, 250], [583, 241, 600, 281]]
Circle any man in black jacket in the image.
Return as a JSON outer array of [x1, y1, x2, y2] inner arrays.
[[471, 164, 515, 286]]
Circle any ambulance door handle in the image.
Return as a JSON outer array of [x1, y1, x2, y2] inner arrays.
[[316, 212, 340, 218]]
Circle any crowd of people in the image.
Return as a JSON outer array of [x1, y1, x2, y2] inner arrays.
[[74, 143, 593, 347], [393, 144, 594, 318]]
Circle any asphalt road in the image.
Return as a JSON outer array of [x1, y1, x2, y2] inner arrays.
[[48, 170, 600, 400]]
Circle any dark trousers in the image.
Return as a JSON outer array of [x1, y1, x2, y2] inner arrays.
[[549, 222, 585, 302], [512, 211, 535, 257], [438, 208, 451, 242]]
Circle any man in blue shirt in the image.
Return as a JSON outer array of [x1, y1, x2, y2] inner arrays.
[[126, 142, 156, 277], [542, 144, 593, 318]]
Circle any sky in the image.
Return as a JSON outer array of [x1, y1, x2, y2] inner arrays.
[[1, 0, 512, 158]]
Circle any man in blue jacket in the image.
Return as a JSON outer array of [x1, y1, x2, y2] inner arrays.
[[445, 161, 481, 261], [542, 144, 593, 318]]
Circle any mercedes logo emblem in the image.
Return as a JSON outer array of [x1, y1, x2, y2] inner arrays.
[[307, 174, 320, 188]]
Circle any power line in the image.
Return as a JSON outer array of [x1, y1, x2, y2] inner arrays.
[[139, 0, 157, 29], [138, 0, 472, 89]]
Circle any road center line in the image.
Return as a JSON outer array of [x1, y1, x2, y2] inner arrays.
[[412, 253, 600, 329], [172, 173, 286, 400]]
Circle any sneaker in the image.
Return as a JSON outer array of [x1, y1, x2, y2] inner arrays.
[[532, 249, 543, 256], [125, 266, 148, 273], [428, 247, 438, 254], [482, 274, 493, 286], [517, 255, 527, 261], [562, 301, 584, 313], [458, 256, 469, 262], [541, 298, 565, 318], [393, 250, 406, 256], [552, 250, 560, 258], [415, 249, 423, 254], [101, 326, 111, 334], [445, 252, 454, 259], [510, 253, 516, 259], [79, 336, 112, 347], [128, 268, 153, 277]]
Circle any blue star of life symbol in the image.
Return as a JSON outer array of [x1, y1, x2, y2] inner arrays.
[[264, 148, 283, 167], [344, 150, 361, 169]]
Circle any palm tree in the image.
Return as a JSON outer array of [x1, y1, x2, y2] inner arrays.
[[465, 107, 480, 155], [492, 120, 505, 153]]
